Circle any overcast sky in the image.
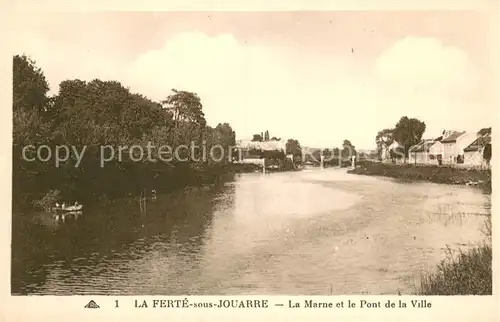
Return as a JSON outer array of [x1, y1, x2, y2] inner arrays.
[[12, 11, 494, 149]]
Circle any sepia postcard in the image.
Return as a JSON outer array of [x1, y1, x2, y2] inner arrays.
[[1, 0, 498, 321]]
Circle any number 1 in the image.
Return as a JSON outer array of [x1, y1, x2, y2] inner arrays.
[[115, 300, 119, 308]]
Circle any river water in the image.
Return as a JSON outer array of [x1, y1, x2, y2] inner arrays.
[[12, 168, 491, 295]]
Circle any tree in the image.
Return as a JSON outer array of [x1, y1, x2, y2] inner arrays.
[[13, 55, 53, 147], [483, 143, 492, 165], [12, 53, 239, 212], [392, 117, 426, 161], [375, 128, 394, 158], [478, 127, 492, 137], [161, 89, 206, 145], [270, 136, 280, 141], [13, 54, 50, 115], [341, 139, 357, 160], [215, 123, 236, 146], [286, 139, 302, 156], [214, 123, 236, 161], [13, 55, 53, 210], [252, 134, 263, 142], [162, 89, 205, 124], [264, 130, 270, 141], [310, 149, 322, 164]]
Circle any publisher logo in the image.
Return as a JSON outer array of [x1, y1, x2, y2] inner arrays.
[[84, 300, 100, 309]]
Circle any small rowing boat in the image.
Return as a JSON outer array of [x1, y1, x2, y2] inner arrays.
[[51, 202, 83, 213]]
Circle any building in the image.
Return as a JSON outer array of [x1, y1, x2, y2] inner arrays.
[[464, 133, 492, 167], [411, 138, 444, 165], [408, 138, 445, 165], [440, 131, 477, 165], [235, 139, 287, 164], [381, 141, 403, 163]]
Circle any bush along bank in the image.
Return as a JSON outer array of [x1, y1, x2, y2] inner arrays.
[[418, 216, 492, 295], [348, 161, 491, 193], [417, 244, 492, 295]]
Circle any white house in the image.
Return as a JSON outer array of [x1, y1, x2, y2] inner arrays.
[[464, 133, 491, 167], [440, 131, 477, 165], [408, 139, 445, 165], [381, 141, 403, 163]]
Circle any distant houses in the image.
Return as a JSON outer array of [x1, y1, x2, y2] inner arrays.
[[440, 130, 477, 164], [406, 128, 491, 168], [408, 138, 444, 165], [381, 141, 403, 163]]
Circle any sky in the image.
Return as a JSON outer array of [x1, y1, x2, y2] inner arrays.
[[11, 11, 495, 149]]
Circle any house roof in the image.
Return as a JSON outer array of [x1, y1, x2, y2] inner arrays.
[[441, 131, 466, 143], [409, 140, 437, 153], [464, 134, 491, 152]]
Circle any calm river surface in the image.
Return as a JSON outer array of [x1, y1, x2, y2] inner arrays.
[[12, 168, 491, 295]]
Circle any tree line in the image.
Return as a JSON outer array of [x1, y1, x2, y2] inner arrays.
[[13, 54, 237, 211]]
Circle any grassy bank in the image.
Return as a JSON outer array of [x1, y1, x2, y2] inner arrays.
[[348, 161, 491, 193], [418, 216, 492, 295], [15, 161, 289, 213], [418, 244, 492, 295]]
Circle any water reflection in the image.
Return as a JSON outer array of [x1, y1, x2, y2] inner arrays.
[[12, 168, 491, 295]]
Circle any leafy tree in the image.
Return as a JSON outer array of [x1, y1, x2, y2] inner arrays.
[[12, 54, 239, 211], [375, 128, 394, 158], [162, 89, 205, 124], [392, 117, 426, 161], [264, 130, 270, 141], [341, 139, 357, 159], [483, 143, 492, 165], [13, 55, 52, 147], [310, 149, 321, 163], [286, 139, 302, 157], [215, 123, 236, 146], [213, 123, 236, 161], [13, 55, 52, 209], [13, 54, 50, 115], [478, 127, 492, 137], [162, 89, 206, 145], [252, 134, 263, 142]]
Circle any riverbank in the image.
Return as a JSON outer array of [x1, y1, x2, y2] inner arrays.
[[418, 243, 492, 295], [14, 161, 299, 213], [348, 161, 492, 295], [347, 161, 491, 193], [418, 215, 492, 295]]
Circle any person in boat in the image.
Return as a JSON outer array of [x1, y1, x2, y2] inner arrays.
[[69, 201, 82, 211]]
